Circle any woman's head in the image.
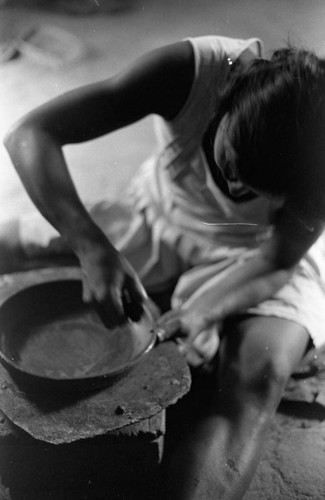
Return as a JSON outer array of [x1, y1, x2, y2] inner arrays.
[[212, 46, 325, 221]]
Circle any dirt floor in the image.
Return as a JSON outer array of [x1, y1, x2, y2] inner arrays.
[[1, 1, 325, 499]]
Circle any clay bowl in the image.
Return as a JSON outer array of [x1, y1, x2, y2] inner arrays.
[[0, 268, 156, 392]]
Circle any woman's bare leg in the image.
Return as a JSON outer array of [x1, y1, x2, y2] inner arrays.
[[163, 316, 309, 500]]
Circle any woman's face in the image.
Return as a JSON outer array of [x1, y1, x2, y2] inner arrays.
[[213, 114, 256, 201]]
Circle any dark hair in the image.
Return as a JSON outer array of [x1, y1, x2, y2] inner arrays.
[[212, 47, 325, 221]]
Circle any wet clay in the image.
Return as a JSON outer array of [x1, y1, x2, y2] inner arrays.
[[0, 277, 153, 380], [13, 309, 134, 378]]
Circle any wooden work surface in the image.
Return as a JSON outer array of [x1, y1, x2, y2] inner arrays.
[[0, 268, 191, 445], [0, 340, 190, 444]]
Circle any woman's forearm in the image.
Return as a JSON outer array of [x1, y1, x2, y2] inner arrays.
[[156, 250, 296, 342], [4, 124, 107, 255], [183, 251, 294, 328]]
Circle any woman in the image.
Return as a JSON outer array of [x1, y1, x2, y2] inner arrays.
[[3, 35, 325, 498]]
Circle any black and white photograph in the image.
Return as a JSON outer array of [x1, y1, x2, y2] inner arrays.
[[0, 1, 325, 498]]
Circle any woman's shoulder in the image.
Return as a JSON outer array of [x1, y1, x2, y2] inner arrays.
[[184, 35, 264, 65]]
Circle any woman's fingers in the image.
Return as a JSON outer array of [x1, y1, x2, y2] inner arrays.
[[177, 340, 205, 367], [176, 326, 220, 367], [156, 307, 211, 342], [192, 326, 220, 362], [156, 308, 221, 368], [122, 274, 147, 321], [156, 310, 185, 341], [94, 284, 126, 328], [82, 275, 126, 327]]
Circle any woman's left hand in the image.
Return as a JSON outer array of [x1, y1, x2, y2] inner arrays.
[[156, 307, 220, 367]]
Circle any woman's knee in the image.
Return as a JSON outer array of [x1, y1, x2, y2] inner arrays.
[[216, 317, 307, 411], [219, 353, 290, 407]]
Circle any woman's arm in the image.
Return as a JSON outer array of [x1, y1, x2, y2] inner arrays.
[[4, 40, 195, 326], [157, 207, 324, 339]]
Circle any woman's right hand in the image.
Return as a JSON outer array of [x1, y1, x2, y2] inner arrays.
[[77, 237, 148, 328]]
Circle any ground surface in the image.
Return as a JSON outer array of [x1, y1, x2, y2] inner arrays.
[[246, 350, 325, 499], [1, 1, 325, 498]]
